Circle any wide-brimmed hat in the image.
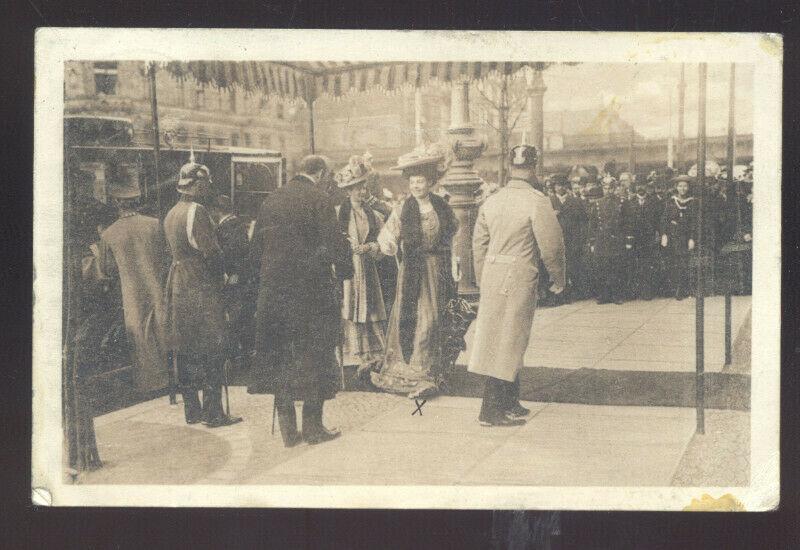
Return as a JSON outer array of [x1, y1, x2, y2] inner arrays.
[[335, 155, 372, 189], [672, 174, 693, 184], [177, 152, 212, 195], [391, 143, 447, 175], [107, 163, 141, 199]]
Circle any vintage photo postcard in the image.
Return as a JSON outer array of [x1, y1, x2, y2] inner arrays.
[[32, 29, 781, 509]]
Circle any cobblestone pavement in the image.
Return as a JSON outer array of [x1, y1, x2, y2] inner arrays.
[[671, 409, 751, 486]]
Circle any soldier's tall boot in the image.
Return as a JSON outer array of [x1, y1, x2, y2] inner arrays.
[[275, 395, 301, 447], [302, 399, 340, 445], [479, 377, 525, 427], [181, 389, 203, 424], [203, 384, 243, 428], [504, 376, 530, 419]]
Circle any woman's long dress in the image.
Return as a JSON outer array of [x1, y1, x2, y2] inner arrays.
[[339, 203, 387, 366], [371, 201, 451, 397]]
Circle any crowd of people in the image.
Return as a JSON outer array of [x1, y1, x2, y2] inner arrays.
[[73, 144, 754, 444], [536, 161, 754, 305]]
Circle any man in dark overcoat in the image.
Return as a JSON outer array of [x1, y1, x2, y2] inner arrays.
[[588, 178, 627, 304], [164, 158, 242, 427], [248, 155, 354, 447], [550, 174, 588, 302], [209, 194, 254, 371], [623, 180, 662, 300]]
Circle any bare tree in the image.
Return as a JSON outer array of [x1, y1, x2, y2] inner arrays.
[[475, 73, 529, 186]]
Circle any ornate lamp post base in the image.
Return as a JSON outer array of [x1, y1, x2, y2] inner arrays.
[[439, 81, 486, 298]]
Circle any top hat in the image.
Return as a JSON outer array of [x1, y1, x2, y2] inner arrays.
[[107, 163, 141, 199], [335, 154, 372, 189]]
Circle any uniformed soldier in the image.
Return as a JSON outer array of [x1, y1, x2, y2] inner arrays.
[[623, 180, 662, 300], [164, 156, 243, 427], [588, 177, 627, 304], [660, 175, 697, 300], [469, 144, 566, 427], [550, 173, 589, 301]]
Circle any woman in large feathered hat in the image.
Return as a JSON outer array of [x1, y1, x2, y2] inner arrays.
[[369, 143, 459, 399], [334, 155, 389, 381]]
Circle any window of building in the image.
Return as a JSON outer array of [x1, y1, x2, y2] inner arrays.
[[93, 62, 118, 95], [279, 136, 286, 150], [231, 133, 240, 146], [229, 89, 237, 113], [259, 134, 271, 148], [194, 86, 206, 109], [177, 80, 186, 108], [276, 102, 284, 119], [244, 133, 252, 147]]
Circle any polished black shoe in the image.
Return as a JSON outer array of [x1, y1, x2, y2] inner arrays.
[[281, 431, 303, 448], [204, 414, 243, 428], [303, 426, 342, 445], [479, 413, 527, 427], [505, 403, 531, 419]]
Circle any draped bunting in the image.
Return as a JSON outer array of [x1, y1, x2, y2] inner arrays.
[[160, 61, 540, 103]]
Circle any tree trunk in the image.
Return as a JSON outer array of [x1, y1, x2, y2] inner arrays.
[[498, 75, 509, 186], [63, 147, 102, 479]]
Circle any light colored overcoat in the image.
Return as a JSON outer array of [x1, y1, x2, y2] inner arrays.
[[468, 178, 566, 382], [101, 213, 170, 391]]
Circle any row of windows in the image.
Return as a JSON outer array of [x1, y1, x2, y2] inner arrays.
[[90, 62, 286, 119], [166, 127, 286, 149]]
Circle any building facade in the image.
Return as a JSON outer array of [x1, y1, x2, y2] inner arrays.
[[64, 61, 310, 168]]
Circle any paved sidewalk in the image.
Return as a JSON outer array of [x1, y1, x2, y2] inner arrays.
[[80, 296, 752, 487], [81, 389, 743, 487], [457, 295, 751, 373]]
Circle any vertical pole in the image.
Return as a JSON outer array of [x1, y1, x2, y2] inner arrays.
[[728, 63, 745, 292], [528, 69, 547, 177], [308, 99, 316, 154], [667, 86, 674, 168], [148, 62, 162, 217], [725, 292, 733, 366], [414, 87, 424, 146], [628, 127, 636, 174], [677, 63, 686, 172], [695, 63, 707, 435]]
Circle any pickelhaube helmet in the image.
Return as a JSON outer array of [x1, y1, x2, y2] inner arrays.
[[177, 149, 212, 195]]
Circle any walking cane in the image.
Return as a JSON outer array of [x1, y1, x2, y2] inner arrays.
[[223, 358, 231, 417], [271, 397, 276, 436], [171, 352, 179, 405]]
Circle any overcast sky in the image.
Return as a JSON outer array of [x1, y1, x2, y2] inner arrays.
[[540, 62, 753, 140]]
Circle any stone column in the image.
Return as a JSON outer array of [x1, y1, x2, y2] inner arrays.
[[439, 78, 485, 298], [527, 69, 547, 175], [414, 87, 424, 146]]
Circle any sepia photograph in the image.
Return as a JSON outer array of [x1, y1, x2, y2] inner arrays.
[[32, 29, 781, 509]]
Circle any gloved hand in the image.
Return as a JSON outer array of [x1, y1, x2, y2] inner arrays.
[[688, 239, 695, 251], [661, 235, 668, 248]]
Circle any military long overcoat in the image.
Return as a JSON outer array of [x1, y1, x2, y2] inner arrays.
[[100, 213, 170, 391], [468, 178, 566, 382], [163, 199, 227, 357], [248, 175, 353, 400]]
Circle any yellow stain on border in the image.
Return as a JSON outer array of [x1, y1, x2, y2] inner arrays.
[[684, 494, 746, 512]]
